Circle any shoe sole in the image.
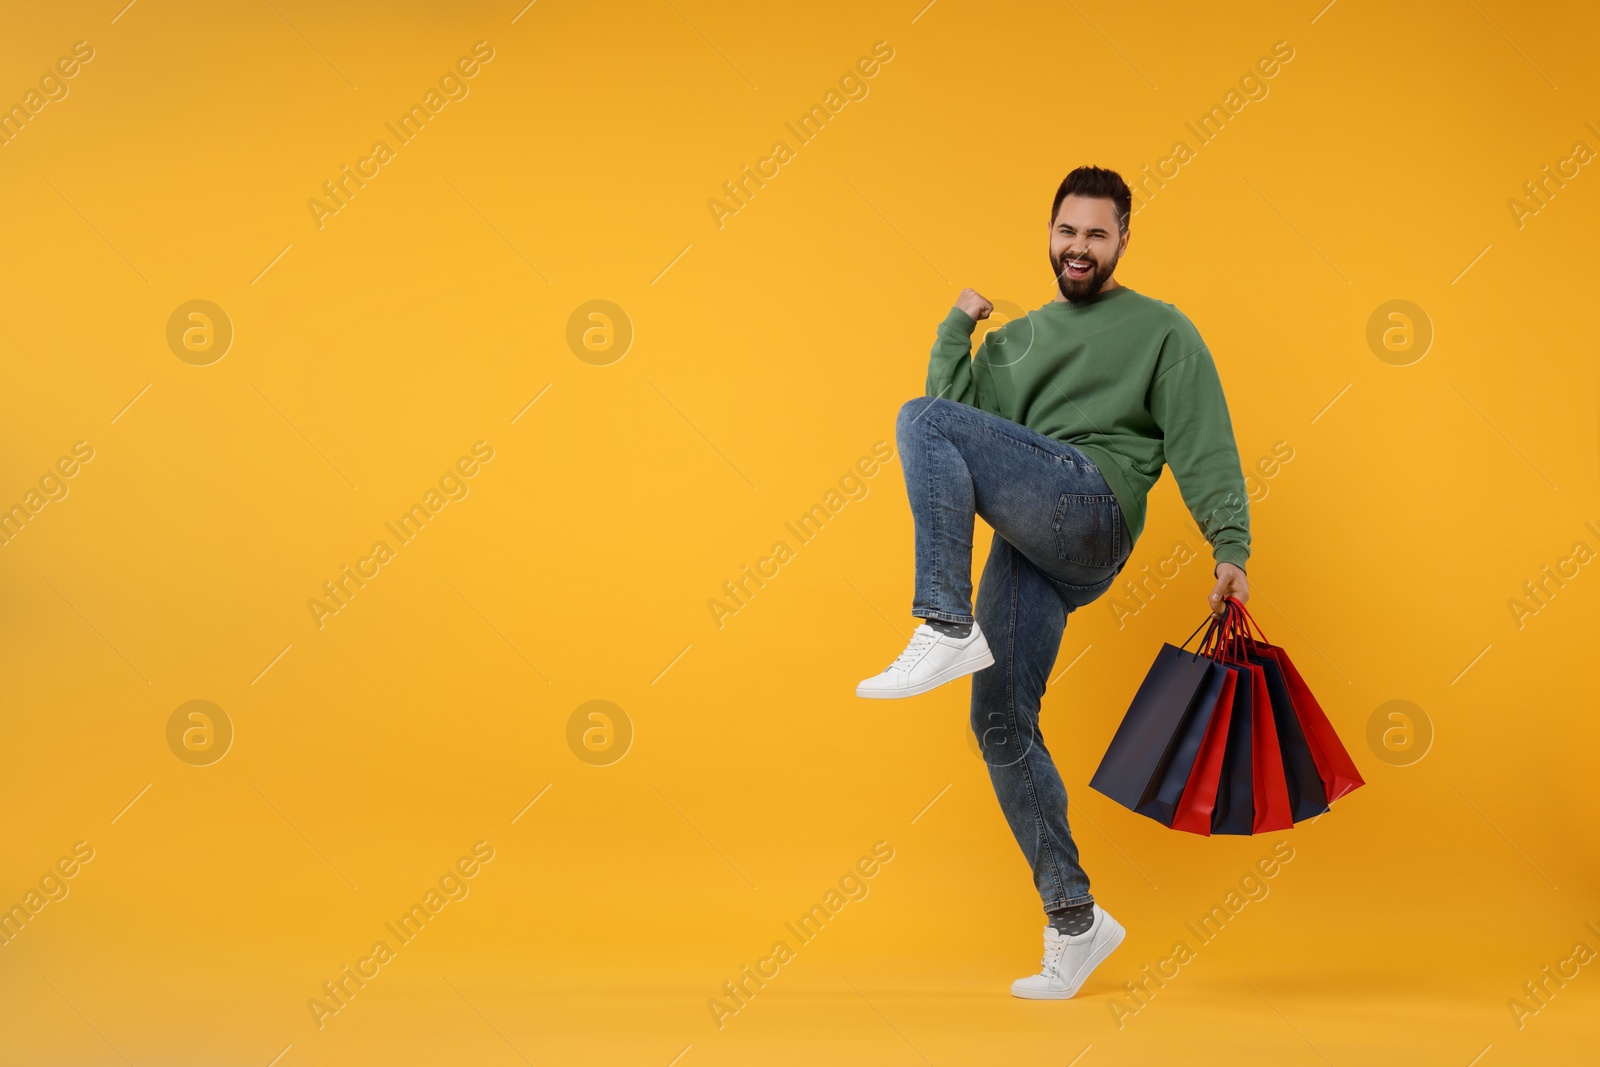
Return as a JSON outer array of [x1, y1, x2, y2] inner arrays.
[[855, 645, 996, 699], [1010, 915, 1126, 1000]]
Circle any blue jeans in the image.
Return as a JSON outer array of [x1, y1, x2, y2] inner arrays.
[[897, 396, 1133, 911]]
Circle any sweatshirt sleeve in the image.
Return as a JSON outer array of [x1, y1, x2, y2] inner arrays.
[[925, 306, 996, 413], [1149, 323, 1252, 574]]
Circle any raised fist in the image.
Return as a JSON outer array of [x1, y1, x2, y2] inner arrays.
[[956, 288, 993, 321]]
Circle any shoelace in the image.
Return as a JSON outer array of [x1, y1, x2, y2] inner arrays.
[[1041, 934, 1068, 977], [890, 626, 941, 671]]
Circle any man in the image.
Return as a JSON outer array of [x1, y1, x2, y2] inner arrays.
[[856, 165, 1251, 1000]]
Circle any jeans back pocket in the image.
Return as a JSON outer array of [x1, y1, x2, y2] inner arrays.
[[1052, 493, 1121, 568]]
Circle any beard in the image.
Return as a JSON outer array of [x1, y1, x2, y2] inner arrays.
[[1052, 246, 1120, 302]]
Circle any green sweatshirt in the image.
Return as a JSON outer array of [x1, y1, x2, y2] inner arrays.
[[926, 285, 1250, 573]]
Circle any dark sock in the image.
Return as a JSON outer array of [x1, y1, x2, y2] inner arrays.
[[925, 618, 972, 638], [1047, 900, 1095, 937]]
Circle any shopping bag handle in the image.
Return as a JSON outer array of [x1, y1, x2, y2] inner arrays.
[[1222, 595, 1270, 646], [1192, 599, 1246, 663], [1180, 609, 1225, 660], [1200, 598, 1252, 664]]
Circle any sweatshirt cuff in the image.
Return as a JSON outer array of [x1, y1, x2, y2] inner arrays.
[[1213, 548, 1249, 575], [941, 306, 977, 335]]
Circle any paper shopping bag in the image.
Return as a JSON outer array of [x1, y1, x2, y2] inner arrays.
[[1209, 659, 1256, 835], [1137, 658, 1230, 826], [1241, 657, 1294, 833], [1089, 615, 1225, 823], [1170, 668, 1237, 836], [1249, 650, 1330, 821], [1227, 596, 1365, 804], [1207, 609, 1294, 835]]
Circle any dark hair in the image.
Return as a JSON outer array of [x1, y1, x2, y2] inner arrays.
[[1051, 166, 1132, 233]]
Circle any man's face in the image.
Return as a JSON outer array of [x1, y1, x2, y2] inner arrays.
[[1049, 195, 1128, 302]]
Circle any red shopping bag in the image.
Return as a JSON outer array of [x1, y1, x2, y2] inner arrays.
[[1243, 657, 1294, 832], [1208, 654, 1257, 835], [1226, 596, 1365, 804], [1208, 613, 1293, 833]]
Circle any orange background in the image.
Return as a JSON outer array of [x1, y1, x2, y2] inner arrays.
[[1, 1, 1597, 1064]]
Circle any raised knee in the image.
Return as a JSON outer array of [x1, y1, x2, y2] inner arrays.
[[898, 394, 936, 419], [896, 395, 943, 435]]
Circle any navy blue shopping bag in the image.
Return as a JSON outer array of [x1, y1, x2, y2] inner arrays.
[[1248, 651, 1330, 822], [1089, 614, 1228, 826], [1209, 660, 1257, 835]]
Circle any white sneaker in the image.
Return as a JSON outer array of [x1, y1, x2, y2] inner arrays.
[[855, 622, 994, 699], [1010, 904, 1126, 1000]]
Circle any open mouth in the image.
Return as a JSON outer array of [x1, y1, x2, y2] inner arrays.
[[1063, 258, 1093, 280]]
